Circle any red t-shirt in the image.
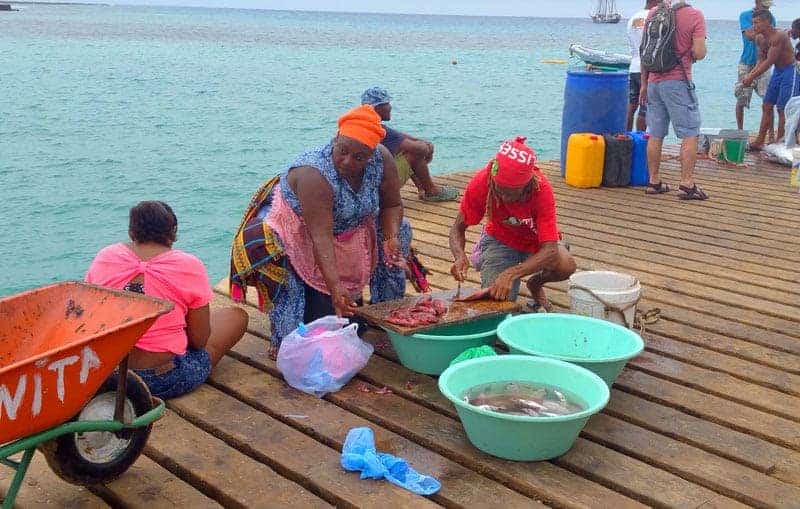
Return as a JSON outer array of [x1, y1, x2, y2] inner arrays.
[[646, 5, 707, 83], [460, 166, 560, 253]]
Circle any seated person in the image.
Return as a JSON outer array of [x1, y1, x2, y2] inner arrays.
[[86, 201, 248, 399], [449, 137, 576, 311], [361, 86, 459, 202]]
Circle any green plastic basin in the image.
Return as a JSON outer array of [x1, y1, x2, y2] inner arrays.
[[438, 355, 609, 461], [497, 313, 644, 386], [384, 315, 506, 375]]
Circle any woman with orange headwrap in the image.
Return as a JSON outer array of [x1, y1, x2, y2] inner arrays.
[[230, 105, 410, 346]]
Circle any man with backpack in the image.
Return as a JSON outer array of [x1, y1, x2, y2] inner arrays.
[[640, 1, 708, 201]]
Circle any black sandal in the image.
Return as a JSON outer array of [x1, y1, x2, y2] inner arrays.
[[645, 181, 670, 195], [677, 184, 709, 201]]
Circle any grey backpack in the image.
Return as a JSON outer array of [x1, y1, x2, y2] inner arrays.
[[640, 1, 689, 73]]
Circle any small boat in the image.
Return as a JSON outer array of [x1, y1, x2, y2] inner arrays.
[[569, 43, 631, 71], [592, 0, 622, 24]]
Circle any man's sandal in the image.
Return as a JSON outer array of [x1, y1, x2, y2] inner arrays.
[[677, 184, 709, 201], [645, 181, 670, 195]]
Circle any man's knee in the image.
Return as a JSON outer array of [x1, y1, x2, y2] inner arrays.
[[549, 246, 576, 281]]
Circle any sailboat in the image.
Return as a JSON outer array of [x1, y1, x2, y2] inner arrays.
[[591, 0, 622, 24]]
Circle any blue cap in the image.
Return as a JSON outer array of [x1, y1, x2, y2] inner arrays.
[[361, 86, 392, 106]]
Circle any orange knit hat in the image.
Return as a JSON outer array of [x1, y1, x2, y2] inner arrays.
[[337, 105, 386, 149]]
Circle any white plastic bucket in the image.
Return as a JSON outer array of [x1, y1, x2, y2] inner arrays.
[[568, 271, 641, 328]]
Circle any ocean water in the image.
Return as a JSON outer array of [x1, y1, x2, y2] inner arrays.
[[0, 5, 762, 295]]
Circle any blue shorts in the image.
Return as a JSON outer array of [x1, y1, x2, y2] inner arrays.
[[134, 348, 211, 400], [477, 234, 530, 302], [646, 80, 701, 139], [764, 64, 799, 109]]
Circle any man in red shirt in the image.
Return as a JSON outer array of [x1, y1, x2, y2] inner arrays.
[[449, 137, 576, 310]]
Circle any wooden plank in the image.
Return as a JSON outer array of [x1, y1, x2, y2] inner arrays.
[[403, 202, 800, 326], [629, 350, 800, 421], [542, 172, 800, 236], [643, 334, 800, 393], [0, 452, 109, 508], [355, 287, 519, 335], [603, 390, 800, 486], [422, 266, 800, 408], [357, 352, 781, 475], [614, 369, 800, 451], [409, 217, 800, 315], [357, 345, 800, 490], [210, 353, 545, 508], [583, 414, 800, 508], [411, 234, 800, 357], [392, 244, 800, 378], [167, 385, 438, 509], [214, 278, 800, 399], [404, 199, 800, 292], [405, 182, 799, 274], [228, 335, 645, 509], [561, 156, 800, 206], [349, 348, 757, 507], [410, 272, 800, 450], [538, 162, 800, 222], [95, 455, 222, 509], [145, 410, 331, 509], [441, 171, 800, 249]]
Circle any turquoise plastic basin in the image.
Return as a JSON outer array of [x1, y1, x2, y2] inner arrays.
[[384, 315, 506, 375], [497, 313, 644, 386], [438, 355, 609, 461]]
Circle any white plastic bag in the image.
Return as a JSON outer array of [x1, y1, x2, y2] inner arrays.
[[783, 96, 800, 150], [277, 315, 374, 397]]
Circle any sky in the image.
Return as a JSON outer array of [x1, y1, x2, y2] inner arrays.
[[73, 0, 798, 21]]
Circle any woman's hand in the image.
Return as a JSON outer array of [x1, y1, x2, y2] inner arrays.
[[450, 255, 469, 282], [489, 269, 517, 301], [382, 238, 406, 268], [331, 284, 357, 317]]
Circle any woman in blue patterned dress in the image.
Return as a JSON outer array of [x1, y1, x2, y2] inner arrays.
[[230, 105, 411, 346]]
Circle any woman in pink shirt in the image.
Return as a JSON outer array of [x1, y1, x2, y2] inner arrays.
[[86, 201, 248, 399]]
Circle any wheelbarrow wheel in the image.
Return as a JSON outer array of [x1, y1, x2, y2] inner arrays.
[[40, 370, 154, 486]]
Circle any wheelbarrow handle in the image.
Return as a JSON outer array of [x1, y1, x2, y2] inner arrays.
[[0, 400, 165, 460]]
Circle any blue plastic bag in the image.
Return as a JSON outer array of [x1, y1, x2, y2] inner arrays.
[[341, 427, 441, 496], [277, 316, 373, 397]]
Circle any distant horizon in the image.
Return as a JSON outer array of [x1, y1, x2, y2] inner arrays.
[[9, 0, 799, 22]]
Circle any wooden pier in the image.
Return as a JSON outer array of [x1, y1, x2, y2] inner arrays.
[[3, 151, 799, 508]]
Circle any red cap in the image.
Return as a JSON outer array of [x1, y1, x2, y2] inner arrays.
[[491, 136, 536, 187]]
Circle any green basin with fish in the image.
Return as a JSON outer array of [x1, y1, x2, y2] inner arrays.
[[438, 355, 609, 461], [384, 315, 506, 375], [497, 313, 644, 386]]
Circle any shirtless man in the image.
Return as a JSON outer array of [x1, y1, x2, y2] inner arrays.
[[743, 10, 798, 149]]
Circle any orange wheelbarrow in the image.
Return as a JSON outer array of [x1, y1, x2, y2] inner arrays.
[[0, 282, 173, 507]]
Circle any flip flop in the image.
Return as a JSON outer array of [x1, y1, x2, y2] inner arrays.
[[421, 185, 459, 202]]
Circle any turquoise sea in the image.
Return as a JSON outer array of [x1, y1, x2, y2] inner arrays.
[[0, 5, 780, 295]]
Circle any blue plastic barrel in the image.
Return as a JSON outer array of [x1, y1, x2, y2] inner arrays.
[[627, 131, 650, 186], [561, 70, 629, 176]]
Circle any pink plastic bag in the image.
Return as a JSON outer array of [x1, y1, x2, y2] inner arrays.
[[277, 316, 374, 397]]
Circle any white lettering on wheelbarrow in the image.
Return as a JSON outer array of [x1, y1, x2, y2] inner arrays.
[[0, 346, 103, 421]]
